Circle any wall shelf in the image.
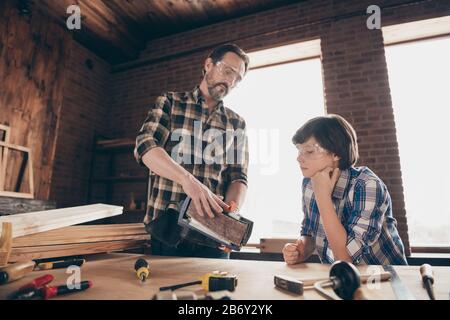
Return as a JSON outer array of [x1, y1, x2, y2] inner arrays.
[[87, 136, 150, 224]]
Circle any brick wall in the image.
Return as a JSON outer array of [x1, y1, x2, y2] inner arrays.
[[49, 42, 111, 208], [108, 0, 450, 254]]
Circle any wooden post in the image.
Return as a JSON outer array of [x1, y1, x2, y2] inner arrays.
[[0, 124, 10, 192], [0, 222, 12, 267]]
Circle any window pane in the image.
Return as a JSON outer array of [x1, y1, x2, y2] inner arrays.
[[385, 36, 450, 246], [225, 58, 325, 242]]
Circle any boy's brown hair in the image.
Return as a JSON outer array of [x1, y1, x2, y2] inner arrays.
[[292, 114, 359, 170]]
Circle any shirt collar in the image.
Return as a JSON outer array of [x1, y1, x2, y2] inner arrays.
[[192, 86, 204, 104], [192, 86, 226, 115], [332, 168, 352, 199]]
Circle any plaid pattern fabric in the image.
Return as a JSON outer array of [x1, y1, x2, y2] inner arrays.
[[134, 87, 249, 224], [301, 166, 408, 265]]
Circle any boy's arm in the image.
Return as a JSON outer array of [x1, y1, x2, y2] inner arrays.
[[314, 196, 352, 262], [313, 167, 386, 264], [283, 236, 315, 265], [300, 236, 316, 260], [312, 167, 352, 262]]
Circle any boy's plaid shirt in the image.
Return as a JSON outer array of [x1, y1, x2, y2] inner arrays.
[[134, 87, 248, 224], [301, 166, 408, 265]]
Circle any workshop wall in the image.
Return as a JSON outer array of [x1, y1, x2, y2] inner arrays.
[[0, 1, 70, 201], [0, 0, 110, 207]]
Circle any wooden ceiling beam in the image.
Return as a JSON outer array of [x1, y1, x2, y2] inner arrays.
[[33, 0, 302, 64]]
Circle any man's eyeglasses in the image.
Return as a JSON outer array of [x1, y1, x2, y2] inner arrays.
[[215, 61, 243, 85], [296, 143, 327, 160]]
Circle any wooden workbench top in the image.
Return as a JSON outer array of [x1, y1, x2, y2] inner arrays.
[[1, 253, 449, 300]]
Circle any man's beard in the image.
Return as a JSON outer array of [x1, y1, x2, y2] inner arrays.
[[206, 74, 229, 101]]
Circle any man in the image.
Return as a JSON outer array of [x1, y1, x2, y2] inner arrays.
[[134, 43, 250, 258]]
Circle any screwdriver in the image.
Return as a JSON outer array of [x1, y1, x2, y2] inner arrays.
[[35, 258, 85, 270], [420, 264, 435, 300], [160, 271, 238, 292], [134, 258, 150, 283]]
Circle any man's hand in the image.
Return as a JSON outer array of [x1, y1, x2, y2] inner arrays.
[[311, 167, 340, 201], [282, 239, 306, 265], [181, 174, 228, 218]]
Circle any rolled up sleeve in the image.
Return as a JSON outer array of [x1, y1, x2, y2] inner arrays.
[[134, 94, 172, 165], [301, 179, 316, 237], [224, 121, 249, 186], [345, 179, 385, 264]]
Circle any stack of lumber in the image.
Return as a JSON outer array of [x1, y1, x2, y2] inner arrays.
[[0, 203, 123, 238], [9, 223, 149, 262], [0, 203, 151, 264]]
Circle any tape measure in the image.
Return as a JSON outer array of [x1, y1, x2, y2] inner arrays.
[[200, 271, 238, 291], [159, 270, 238, 292]]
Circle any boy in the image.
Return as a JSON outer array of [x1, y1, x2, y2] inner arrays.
[[283, 114, 407, 265]]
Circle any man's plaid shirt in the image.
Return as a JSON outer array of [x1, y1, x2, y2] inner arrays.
[[134, 87, 248, 224], [301, 166, 408, 265]]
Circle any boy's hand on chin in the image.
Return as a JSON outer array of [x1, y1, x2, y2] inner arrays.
[[311, 167, 340, 200]]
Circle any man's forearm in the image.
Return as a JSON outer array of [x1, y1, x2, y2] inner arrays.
[[224, 181, 247, 209], [141, 147, 190, 185]]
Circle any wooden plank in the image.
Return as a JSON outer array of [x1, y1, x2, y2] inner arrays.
[[8, 240, 149, 262], [260, 238, 297, 253], [0, 204, 123, 238], [0, 191, 34, 199], [12, 223, 149, 247]]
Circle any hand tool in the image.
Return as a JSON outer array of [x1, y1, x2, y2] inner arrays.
[[39, 280, 92, 299], [0, 260, 36, 285], [18, 274, 54, 292], [383, 264, 415, 300], [134, 258, 150, 283], [274, 269, 391, 295], [420, 264, 435, 300], [9, 275, 92, 300], [152, 290, 233, 300], [34, 258, 85, 271], [159, 270, 238, 292], [7, 274, 54, 300]]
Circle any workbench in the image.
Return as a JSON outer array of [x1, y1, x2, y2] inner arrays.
[[1, 253, 449, 300]]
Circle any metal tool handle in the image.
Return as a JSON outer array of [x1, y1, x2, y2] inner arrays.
[[420, 264, 434, 284], [159, 280, 202, 291], [300, 271, 391, 287]]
